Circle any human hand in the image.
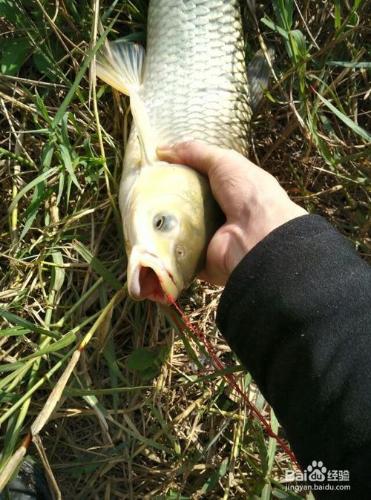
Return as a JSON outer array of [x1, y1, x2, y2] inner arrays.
[[157, 142, 307, 285]]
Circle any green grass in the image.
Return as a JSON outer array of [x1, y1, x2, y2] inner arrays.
[[0, 0, 369, 498]]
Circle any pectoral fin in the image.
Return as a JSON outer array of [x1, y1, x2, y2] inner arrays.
[[248, 48, 275, 112], [96, 41, 155, 164], [96, 40, 144, 95]]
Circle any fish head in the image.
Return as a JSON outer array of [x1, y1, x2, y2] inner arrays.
[[122, 162, 219, 303]]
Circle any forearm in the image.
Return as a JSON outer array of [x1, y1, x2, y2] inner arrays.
[[217, 215, 371, 496]]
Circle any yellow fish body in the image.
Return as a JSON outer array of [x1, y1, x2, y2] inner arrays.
[[97, 0, 268, 303]]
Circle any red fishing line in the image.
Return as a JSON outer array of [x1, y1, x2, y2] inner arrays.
[[166, 293, 300, 469]]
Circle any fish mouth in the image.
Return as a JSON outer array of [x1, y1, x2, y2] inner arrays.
[[127, 251, 179, 304]]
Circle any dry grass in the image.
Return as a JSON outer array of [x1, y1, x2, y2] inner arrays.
[[0, 0, 370, 498]]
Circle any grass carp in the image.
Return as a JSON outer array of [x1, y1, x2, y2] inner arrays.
[[97, 0, 268, 303]]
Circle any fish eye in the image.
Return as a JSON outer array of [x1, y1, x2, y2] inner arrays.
[[153, 214, 177, 232]]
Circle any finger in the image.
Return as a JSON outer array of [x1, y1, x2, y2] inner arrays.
[[156, 141, 227, 176], [157, 141, 262, 181], [202, 229, 231, 286], [196, 270, 210, 282], [197, 269, 227, 287]]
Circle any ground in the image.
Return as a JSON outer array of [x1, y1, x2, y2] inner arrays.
[[0, 1, 370, 499]]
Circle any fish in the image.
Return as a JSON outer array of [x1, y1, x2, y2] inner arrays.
[[96, 0, 271, 303]]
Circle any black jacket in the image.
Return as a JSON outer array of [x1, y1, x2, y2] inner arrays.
[[217, 215, 371, 499]]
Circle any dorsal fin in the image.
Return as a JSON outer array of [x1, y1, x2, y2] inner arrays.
[[96, 41, 155, 165], [248, 47, 275, 112]]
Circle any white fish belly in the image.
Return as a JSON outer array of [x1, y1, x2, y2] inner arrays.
[[140, 0, 251, 154]]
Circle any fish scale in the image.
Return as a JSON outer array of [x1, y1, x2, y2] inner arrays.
[[141, 0, 251, 153]]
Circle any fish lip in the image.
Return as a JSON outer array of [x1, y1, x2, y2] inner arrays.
[[127, 250, 179, 304]]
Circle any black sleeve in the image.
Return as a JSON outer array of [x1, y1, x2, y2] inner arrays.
[[216, 215, 371, 498]]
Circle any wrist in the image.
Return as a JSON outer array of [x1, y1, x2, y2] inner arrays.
[[226, 202, 307, 276]]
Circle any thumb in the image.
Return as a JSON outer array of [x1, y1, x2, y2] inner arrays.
[[156, 141, 228, 176]]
